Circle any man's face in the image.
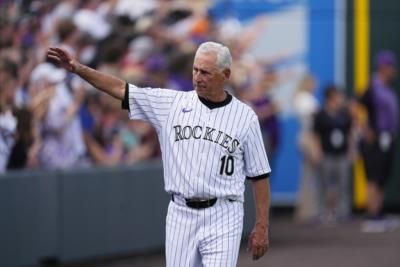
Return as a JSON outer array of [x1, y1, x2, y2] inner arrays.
[[331, 91, 344, 110], [386, 65, 397, 82], [192, 52, 229, 99], [380, 64, 397, 83]]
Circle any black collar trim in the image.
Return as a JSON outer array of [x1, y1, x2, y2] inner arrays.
[[198, 93, 232, 109]]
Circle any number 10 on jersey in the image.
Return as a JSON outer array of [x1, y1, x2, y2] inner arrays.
[[220, 155, 234, 176]]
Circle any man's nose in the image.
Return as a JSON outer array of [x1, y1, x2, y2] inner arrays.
[[194, 73, 201, 82]]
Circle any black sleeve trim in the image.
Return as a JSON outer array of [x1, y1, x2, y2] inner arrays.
[[246, 172, 270, 181], [121, 82, 129, 110]]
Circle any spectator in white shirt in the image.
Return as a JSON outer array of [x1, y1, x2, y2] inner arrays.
[[29, 62, 87, 169], [0, 59, 18, 173]]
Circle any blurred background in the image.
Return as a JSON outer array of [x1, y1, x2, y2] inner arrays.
[[1, 0, 400, 266]]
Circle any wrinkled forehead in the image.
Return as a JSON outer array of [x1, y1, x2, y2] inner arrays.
[[193, 52, 218, 68]]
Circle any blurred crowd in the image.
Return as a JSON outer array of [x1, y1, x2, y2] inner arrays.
[[0, 0, 279, 172], [293, 51, 399, 231]]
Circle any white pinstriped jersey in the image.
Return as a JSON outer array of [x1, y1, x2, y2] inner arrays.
[[126, 83, 270, 201]]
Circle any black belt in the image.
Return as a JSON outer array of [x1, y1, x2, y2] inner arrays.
[[171, 195, 218, 209]]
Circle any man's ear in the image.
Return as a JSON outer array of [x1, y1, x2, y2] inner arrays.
[[223, 68, 231, 79]]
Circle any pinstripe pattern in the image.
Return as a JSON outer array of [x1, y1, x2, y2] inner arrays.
[[126, 83, 270, 266], [166, 197, 243, 267]]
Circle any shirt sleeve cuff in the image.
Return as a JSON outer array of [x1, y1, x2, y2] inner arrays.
[[121, 82, 129, 110], [246, 172, 270, 181]]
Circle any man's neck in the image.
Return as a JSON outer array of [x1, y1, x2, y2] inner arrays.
[[198, 92, 232, 109], [198, 91, 227, 102], [325, 105, 338, 115]]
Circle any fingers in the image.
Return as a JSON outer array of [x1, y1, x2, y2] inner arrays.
[[247, 231, 267, 260], [249, 234, 268, 260], [251, 241, 267, 260], [47, 47, 70, 61], [46, 47, 75, 72], [47, 48, 62, 61], [48, 47, 65, 55], [253, 247, 262, 260], [53, 48, 69, 60], [247, 232, 254, 252], [47, 47, 61, 56], [46, 54, 61, 63]]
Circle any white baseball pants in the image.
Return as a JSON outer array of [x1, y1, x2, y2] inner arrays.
[[166, 196, 244, 267]]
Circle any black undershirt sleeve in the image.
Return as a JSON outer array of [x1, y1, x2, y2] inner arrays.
[[246, 172, 270, 181], [121, 82, 129, 110]]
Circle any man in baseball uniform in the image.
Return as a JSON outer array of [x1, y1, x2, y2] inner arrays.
[[47, 41, 271, 266]]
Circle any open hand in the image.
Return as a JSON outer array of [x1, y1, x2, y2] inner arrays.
[[247, 223, 269, 260], [47, 47, 77, 73]]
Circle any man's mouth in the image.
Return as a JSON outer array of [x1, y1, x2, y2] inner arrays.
[[195, 84, 206, 89]]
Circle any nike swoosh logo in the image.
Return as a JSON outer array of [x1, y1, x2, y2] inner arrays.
[[182, 108, 192, 113]]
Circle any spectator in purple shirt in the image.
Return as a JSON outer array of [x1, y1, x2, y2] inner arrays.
[[359, 50, 399, 232], [246, 68, 280, 165]]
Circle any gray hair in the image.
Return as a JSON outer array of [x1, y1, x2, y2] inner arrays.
[[195, 41, 232, 71]]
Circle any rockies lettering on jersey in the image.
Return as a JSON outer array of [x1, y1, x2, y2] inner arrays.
[[124, 83, 270, 201], [173, 125, 240, 153]]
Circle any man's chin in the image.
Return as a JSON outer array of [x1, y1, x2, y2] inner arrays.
[[195, 87, 207, 95]]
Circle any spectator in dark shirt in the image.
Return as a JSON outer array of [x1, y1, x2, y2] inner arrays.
[[359, 50, 399, 232], [6, 108, 34, 170], [313, 86, 353, 224]]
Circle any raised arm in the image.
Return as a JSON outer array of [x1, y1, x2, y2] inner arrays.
[[46, 47, 125, 100]]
